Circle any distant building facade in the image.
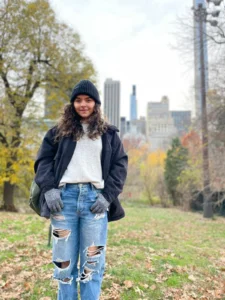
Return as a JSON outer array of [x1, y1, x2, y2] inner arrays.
[[146, 96, 177, 150], [120, 117, 127, 139], [130, 117, 146, 136], [130, 85, 137, 121], [171, 111, 191, 136], [120, 116, 146, 139], [104, 78, 120, 130]]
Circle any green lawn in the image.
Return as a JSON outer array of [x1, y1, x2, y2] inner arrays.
[[1, 204, 225, 299]]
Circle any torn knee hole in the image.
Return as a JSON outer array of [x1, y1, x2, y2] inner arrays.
[[84, 267, 92, 274], [87, 246, 104, 257], [54, 260, 70, 269], [52, 214, 65, 221], [62, 277, 71, 282], [58, 276, 73, 284], [53, 229, 71, 238], [87, 260, 97, 265], [79, 267, 94, 282]]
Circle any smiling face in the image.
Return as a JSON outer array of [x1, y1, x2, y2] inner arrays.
[[73, 94, 96, 121]]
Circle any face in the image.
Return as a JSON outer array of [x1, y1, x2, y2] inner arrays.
[[73, 94, 95, 121]]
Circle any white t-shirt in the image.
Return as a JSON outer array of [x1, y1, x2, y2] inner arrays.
[[59, 123, 104, 189]]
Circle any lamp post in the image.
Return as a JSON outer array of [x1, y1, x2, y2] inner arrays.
[[206, 0, 223, 6], [193, 0, 222, 218]]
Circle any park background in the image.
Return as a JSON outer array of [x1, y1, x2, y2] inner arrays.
[[1, 0, 225, 299]]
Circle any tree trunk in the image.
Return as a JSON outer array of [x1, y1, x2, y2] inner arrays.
[[1, 181, 17, 212], [171, 191, 177, 206], [203, 192, 213, 218], [1, 121, 21, 212]]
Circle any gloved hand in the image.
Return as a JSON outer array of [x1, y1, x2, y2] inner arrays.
[[90, 193, 110, 214], [44, 188, 64, 213]]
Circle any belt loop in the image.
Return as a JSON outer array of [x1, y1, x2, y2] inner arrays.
[[90, 183, 94, 191]]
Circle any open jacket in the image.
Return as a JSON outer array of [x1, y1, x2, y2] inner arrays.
[[34, 124, 128, 222]]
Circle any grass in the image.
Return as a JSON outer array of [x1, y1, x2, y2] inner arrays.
[[1, 204, 225, 299]]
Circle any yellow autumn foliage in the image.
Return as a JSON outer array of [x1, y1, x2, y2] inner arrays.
[[126, 142, 168, 204], [0, 124, 40, 194], [139, 149, 167, 205], [147, 150, 166, 167]]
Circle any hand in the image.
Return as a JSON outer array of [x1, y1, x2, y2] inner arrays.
[[44, 188, 64, 213], [90, 193, 110, 214]]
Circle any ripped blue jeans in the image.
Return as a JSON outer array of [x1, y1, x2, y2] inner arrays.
[[50, 183, 108, 300]]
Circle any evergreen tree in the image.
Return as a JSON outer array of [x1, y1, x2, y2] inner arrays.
[[164, 138, 189, 205]]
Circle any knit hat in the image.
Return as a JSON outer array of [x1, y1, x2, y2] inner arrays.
[[70, 80, 101, 105]]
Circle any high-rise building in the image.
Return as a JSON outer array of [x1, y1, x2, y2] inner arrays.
[[130, 85, 137, 121], [104, 78, 120, 130], [171, 111, 192, 136], [120, 116, 146, 141], [146, 96, 177, 150], [120, 117, 127, 139], [193, 0, 209, 117], [130, 117, 146, 136]]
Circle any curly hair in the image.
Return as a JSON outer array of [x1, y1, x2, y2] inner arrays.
[[54, 103, 109, 142]]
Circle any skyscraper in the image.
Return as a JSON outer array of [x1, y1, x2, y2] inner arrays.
[[193, 0, 209, 117], [171, 111, 192, 136], [120, 117, 127, 139], [104, 78, 120, 130], [146, 96, 177, 150], [130, 85, 137, 121]]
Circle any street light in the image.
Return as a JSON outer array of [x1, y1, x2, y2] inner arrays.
[[193, 1, 221, 218], [212, 0, 223, 6], [207, 19, 219, 26], [210, 10, 221, 17], [206, 0, 223, 5]]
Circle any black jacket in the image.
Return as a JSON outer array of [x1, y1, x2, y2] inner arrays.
[[34, 124, 128, 222]]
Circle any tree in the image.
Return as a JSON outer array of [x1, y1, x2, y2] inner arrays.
[[124, 143, 149, 200], [0, 0, 97, 210], [140, 150, 168, 206], [164, 138, 189, 206]]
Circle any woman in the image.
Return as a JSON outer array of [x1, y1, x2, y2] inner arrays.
[[34, 80, 128, 300]]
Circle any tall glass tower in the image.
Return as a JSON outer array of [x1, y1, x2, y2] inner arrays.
[[130, 85, 137, 121], [193, 0, 209, 117]]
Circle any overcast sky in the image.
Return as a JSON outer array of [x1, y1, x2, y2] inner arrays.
[[50, 0, 194, 120]]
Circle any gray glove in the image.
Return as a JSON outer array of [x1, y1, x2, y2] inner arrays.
[[90, 193, 110, 214], [44, 188, 64, 213]]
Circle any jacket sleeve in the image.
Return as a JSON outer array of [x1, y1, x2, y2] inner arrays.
[[34, 127, 58, 193], [102, 132, 128, 204]]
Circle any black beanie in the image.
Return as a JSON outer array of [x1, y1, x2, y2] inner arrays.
[[70, 80, 101, 105]]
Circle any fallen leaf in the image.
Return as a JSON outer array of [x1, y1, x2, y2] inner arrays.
[[123, 280, 133, 289], [188, 275, 196, 282]]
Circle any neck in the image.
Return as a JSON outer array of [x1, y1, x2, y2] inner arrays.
[[81, 119, 89, 124]]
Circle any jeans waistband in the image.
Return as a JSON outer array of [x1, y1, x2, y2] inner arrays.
[[61, 182, 95, 190], [66, 183, 91, 186]]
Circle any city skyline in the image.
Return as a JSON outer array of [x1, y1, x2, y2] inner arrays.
[[50, 0, 193, 120], [116, 82, 192, 122]]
